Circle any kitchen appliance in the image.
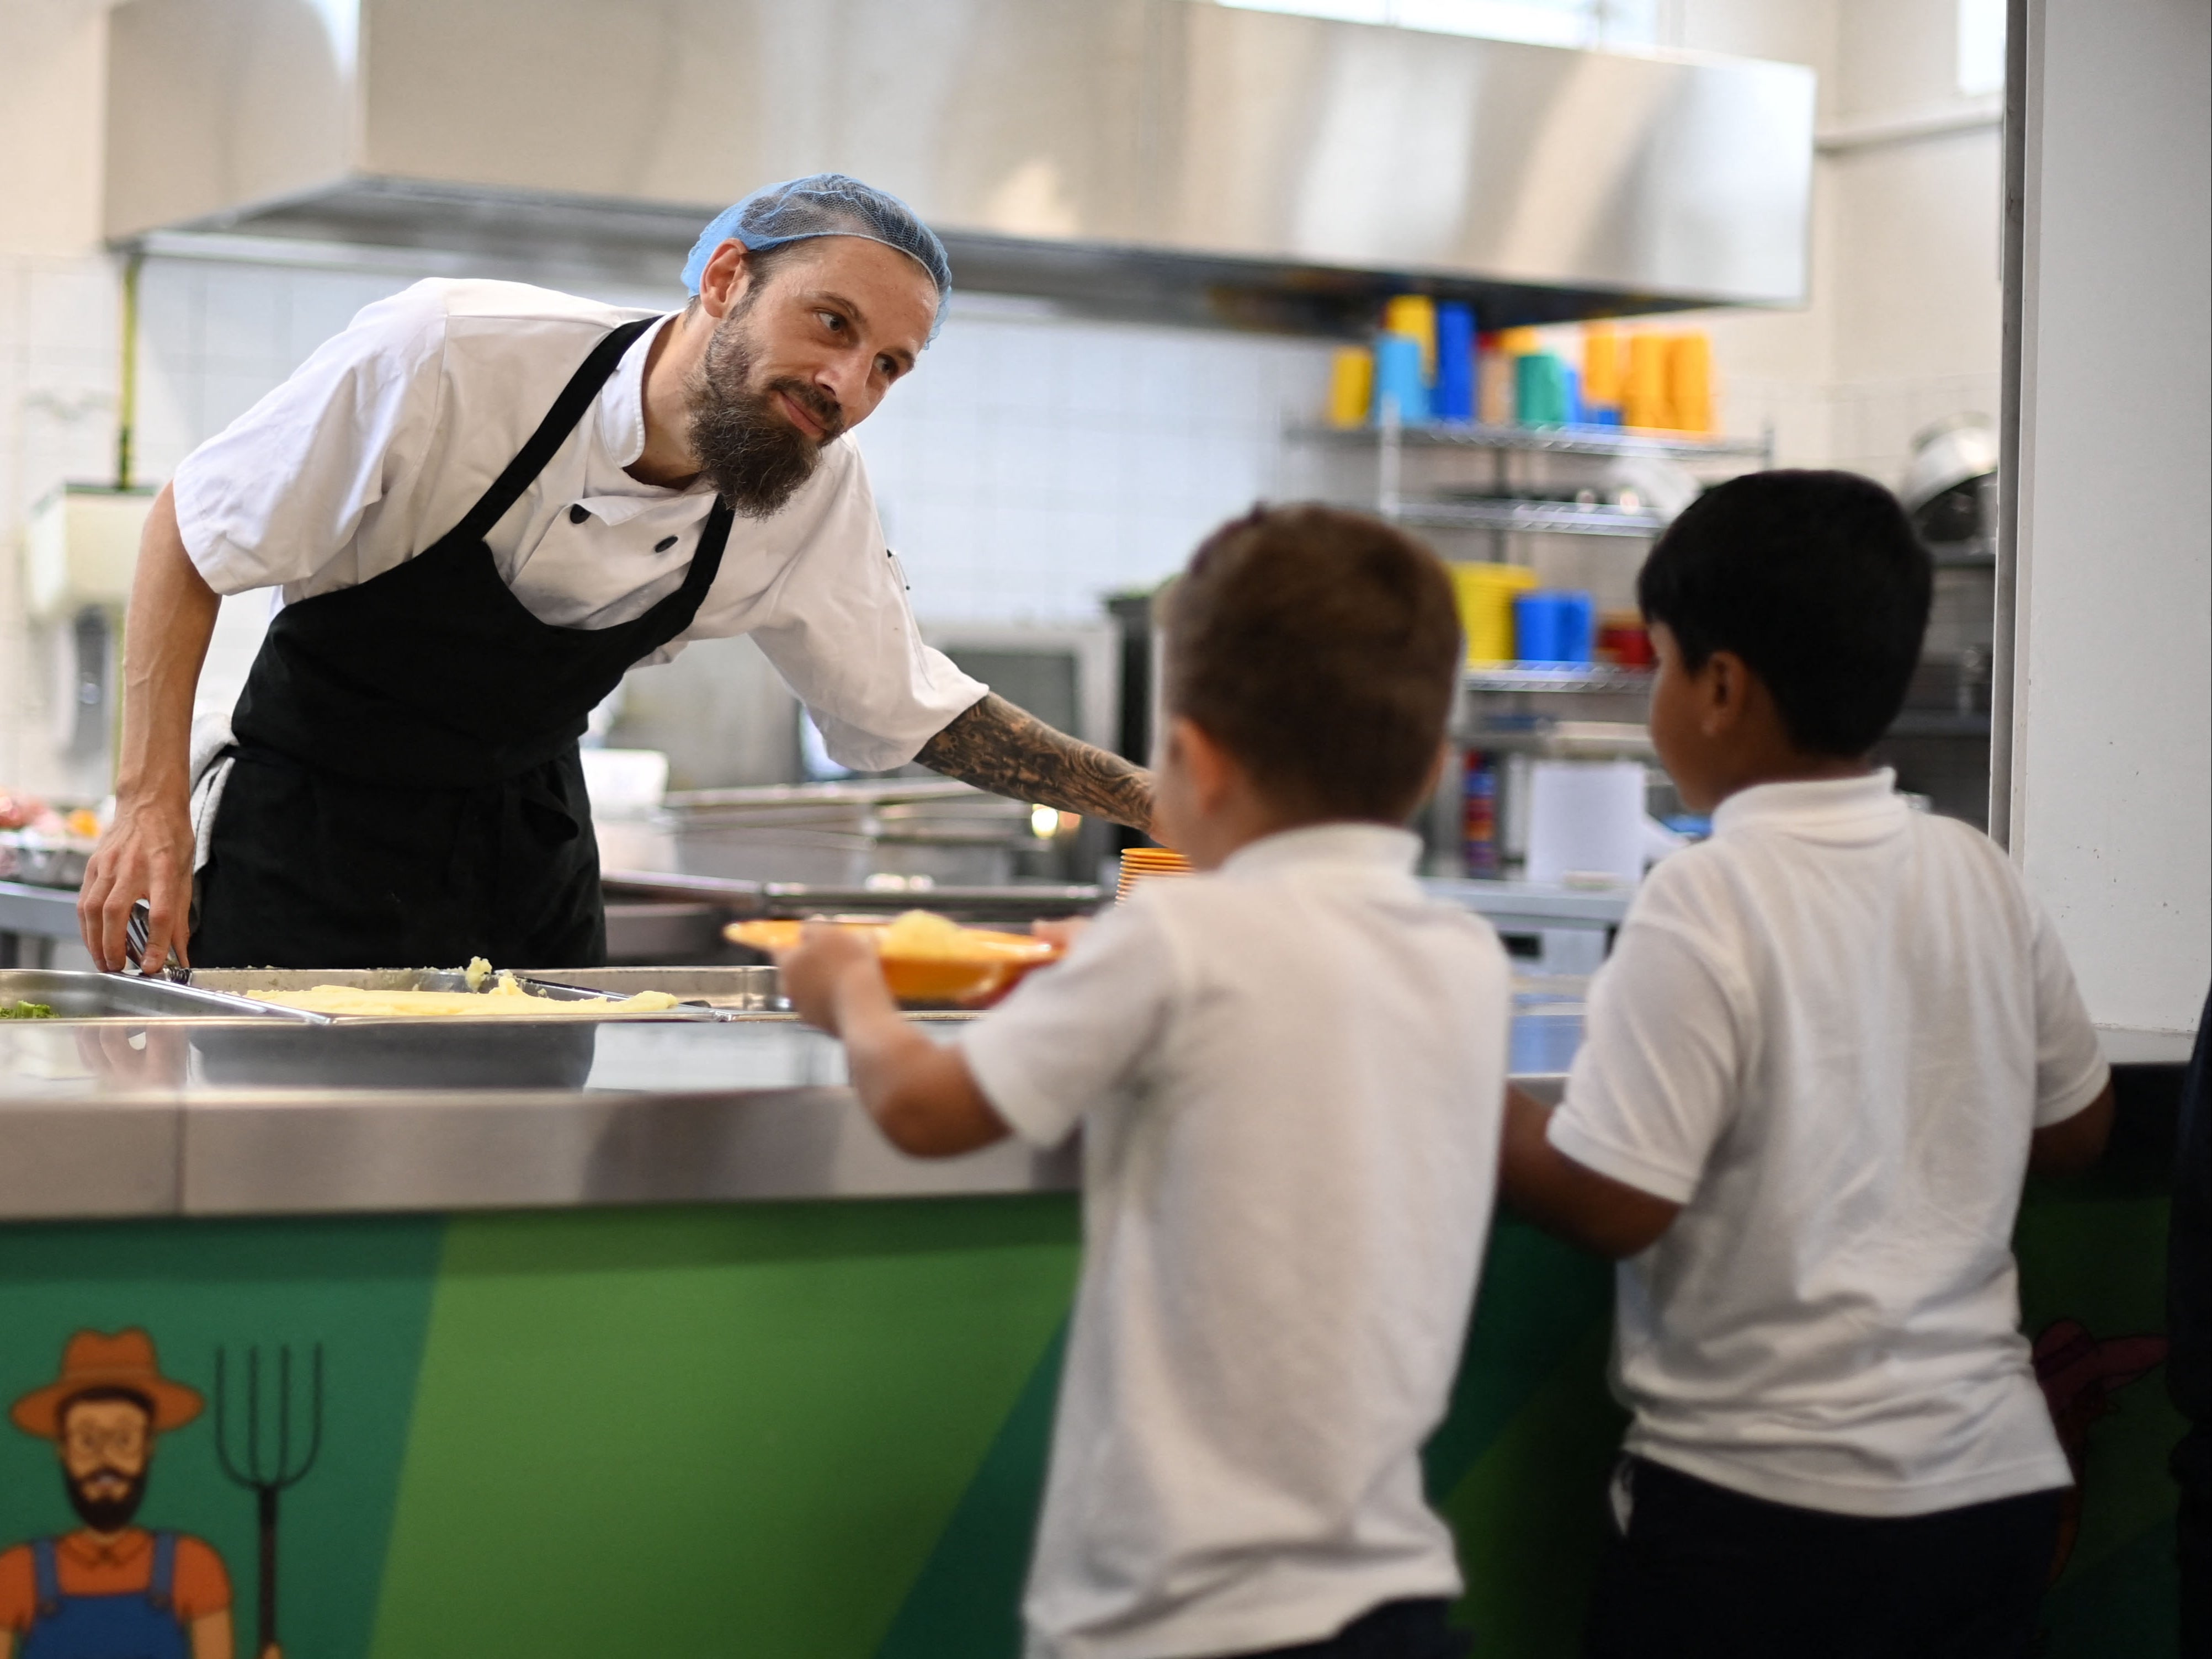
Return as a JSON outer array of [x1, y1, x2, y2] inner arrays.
[[1901, 414, 1999, 546]]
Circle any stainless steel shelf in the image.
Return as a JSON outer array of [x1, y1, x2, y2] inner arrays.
[[1398, 499, 1666, 537], [1884, 711, 1992, 738], [1464, 666, 1656, 694], [1290, 421, 1771, 461], [1459, 720, 1656, 759]]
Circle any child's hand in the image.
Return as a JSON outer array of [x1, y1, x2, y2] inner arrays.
[[1030, 917, 1093, 952], [773, 922, 885, 1034]]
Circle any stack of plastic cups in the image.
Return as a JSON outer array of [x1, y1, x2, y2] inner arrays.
[[1327, 347, 1374, 428], [1117, 847, 1193, 902], [1668, 333, 1714, 433], [1433, 302, 1475, 423], [1582, 326, 1625, 427], [1477, 336, 1514, 425], [1381, 296, 1437, 380], [1624, 334, 1672, 430], [1514, 351, 1572, 426], [1451, 563, 1540, 664], [1513, 591, 1597, 666], [1371, 334, 1429, 423]]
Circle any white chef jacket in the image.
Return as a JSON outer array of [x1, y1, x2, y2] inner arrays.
[[171, 278, 985, 773]]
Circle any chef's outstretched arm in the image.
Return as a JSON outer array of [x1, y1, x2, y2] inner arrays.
[[916, 692, 1155, 835], [77, 483, 217, 972]]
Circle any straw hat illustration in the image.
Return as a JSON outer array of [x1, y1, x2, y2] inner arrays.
[[9, 1329, 204, 1439]]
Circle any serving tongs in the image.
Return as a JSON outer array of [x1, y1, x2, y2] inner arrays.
[[125, 898, 190, 983]]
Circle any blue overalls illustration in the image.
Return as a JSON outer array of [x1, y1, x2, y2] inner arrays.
[[22, 1533, 187, 1659]]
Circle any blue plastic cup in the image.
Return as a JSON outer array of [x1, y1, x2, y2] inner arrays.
[[1434, 303, 1475, 422], [1371, 333, 1431, 423], [1514, 590, 1596, 664]]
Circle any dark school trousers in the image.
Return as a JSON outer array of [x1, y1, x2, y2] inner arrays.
[[1216, 1598, 1470, 1659], [1583, 1456, 2063, 1659]]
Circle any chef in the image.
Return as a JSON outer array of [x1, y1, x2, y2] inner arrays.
[[79, 175, 1154, 972]]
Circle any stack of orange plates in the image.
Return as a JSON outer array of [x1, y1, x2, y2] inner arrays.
[[1116, 847, 1193, 902], [725, 917, 1062, 1008]]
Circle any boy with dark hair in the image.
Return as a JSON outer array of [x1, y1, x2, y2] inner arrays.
[[1501, 469, 2116, 1658], [779, 504, 1509, 1658]]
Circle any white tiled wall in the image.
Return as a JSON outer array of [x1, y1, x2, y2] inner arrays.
[[125, 259, 1337, 628], [864, 301, 1336, 621]]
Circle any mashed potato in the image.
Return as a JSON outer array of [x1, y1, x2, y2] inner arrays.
[[244, 977, 682, 1018], [879, 910, 993, 960]]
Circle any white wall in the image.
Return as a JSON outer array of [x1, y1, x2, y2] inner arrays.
[[1676, 0, 2008, 487], [2005, 0, 2211, 1040]]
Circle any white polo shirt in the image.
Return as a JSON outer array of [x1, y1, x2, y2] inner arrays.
[[1550, 770, 2108, 1518], [171, 278, 983, 772], [961, 824, 1511, 1659]]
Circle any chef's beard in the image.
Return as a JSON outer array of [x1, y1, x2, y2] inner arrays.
[[687, 307, 846, 519], [67, 1466, 148, 1533]]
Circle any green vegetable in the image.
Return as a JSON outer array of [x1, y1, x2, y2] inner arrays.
[[0, 1000, 56, 1019]]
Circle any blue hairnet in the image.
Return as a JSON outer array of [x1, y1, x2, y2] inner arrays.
[[682, 173, 952, 344]]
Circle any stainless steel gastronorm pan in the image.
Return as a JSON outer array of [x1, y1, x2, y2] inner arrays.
[[185, 967, 729, 1020], [0, 969, 318, 1022], [517, 966, 785, 1012]]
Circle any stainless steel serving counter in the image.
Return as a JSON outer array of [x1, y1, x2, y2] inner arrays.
[[0, 970, 1587, 1222]]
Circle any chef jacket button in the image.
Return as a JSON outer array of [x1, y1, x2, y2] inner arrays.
[[655, 535, 678, 551], [568, 503, 589, 524]]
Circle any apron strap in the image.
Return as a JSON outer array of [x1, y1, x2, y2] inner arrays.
[[444, 315, 659, 548], [31, 1536, 59, 1617], [147, 1530, 178, 1611]]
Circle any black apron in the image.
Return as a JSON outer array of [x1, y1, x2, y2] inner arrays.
[[193, 318, 732, 969]]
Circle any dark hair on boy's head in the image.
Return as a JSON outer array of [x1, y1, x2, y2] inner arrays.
[[1637, 469, 1932, 757], [1160, 504, 1461, 822]]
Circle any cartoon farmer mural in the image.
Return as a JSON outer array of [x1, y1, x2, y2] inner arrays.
[[0, 1330, 248, 1659]]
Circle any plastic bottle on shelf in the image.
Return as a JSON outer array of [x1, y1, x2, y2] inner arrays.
[[1464, 752, 1502, 879]]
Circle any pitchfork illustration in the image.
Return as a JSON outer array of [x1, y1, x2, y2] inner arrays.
[[215, 1344, 325, 1658]]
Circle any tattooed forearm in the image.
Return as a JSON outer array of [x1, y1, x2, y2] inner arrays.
[[917, 693, 1155, 833]]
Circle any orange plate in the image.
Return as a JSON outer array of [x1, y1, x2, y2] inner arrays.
[[724, 919, 1062, 1008]]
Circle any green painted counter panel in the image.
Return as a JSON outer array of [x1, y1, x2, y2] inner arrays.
[[0, 1189, 2179, 1657]]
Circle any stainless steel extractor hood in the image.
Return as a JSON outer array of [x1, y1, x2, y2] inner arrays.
[[104, 0, 1815, 329]]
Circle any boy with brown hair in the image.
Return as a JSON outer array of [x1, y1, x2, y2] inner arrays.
[[779, 504, 1509, 1658]]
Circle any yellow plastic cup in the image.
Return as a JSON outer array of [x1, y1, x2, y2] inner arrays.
[[1451, 563, 1540, 665], [1624, 333, 1673, 430], [1667, 333, 1714, 434], [1582, 325, 1625, 408], [1382, 295, 1438, 379], [1327, 347, 1375, 428]]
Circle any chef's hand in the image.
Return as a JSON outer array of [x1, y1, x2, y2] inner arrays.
[[78, 791, 195, 974], [774, 923, 889, 1036], [76, 487, 216, 975]]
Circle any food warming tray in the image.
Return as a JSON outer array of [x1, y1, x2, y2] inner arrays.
[[185, 967, 734, 1021], [0, 969, 319, 1022]]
